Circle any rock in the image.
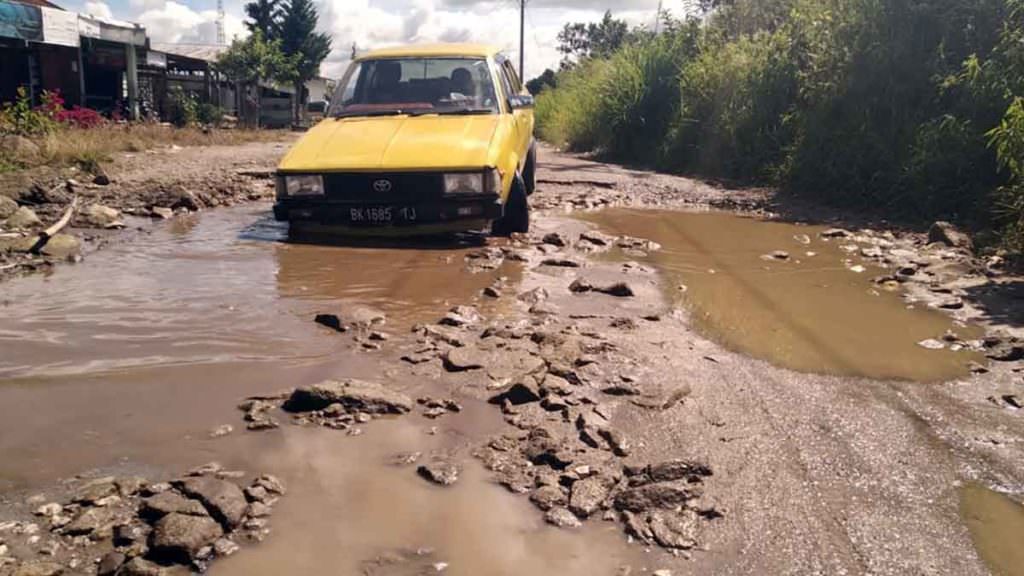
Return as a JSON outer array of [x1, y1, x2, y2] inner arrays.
[[648, 510, 699, 549], [493, 379, 541, 405], [917, 338, 946, 350], [33, 503, 61, 517], [150, 207, 174, 220], [97, 551, 125, 576], [541, 257, 581, 268], [439, 305, 482, 327], [80, 204, 121, 228], [417, 460, 460, 486], [140, 491, 208, 520], [0, 196, 18, 219], [40, 234, 80, 258], [113, 522, 151, 547], [63, 506, 116, 536], [92, 165, 111, 186], [928, 221, 973, 250], [544, 507, 582, 528], [0, 134, 40, 157], [569, 476, 611, 518], [517, 287, 549, 305], [530, 485, 568, 511], [542, 232, 568, 247], [579, 230, 614, 247], [246, 501, 273, 518], [283, 379, 413, 415], [115, 557, 167, 576], [614, 482, 701, 512], [569, 277, 635, 297], [177, 477, 248, 529], [314, 313, 347, 332], [253, 474, 286, 495], [213, 537, 239, 557], [764, 250, 790, 261], [209, 424, 233, 438], [820, 228, 849, 238], [5, 206, 41, 229], [646, 459, 713, 483], [11, 562, 63, 576], [151, 512, 224, 562], [72, 475, 117, 502]]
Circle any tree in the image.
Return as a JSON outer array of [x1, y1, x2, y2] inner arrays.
[[556, 11, 631, 66], [244, 0, 282, 39], [278, 0, 331, 123], [216, 32, 296, 127], [526, 69, 557, 95]]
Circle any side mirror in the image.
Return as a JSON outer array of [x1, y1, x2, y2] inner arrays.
[[509, 95, 535, 110]]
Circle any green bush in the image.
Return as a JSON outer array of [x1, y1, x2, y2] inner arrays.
[[0, 87, 57, 136], [167, 87, 199, 128], [668, 30, 797, 180], [197, 102, 225, 126]]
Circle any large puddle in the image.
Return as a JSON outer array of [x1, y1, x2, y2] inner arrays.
[[960, 484, 1024, 576], [0, 204, 647, 573], [586, 209, 981, 381]]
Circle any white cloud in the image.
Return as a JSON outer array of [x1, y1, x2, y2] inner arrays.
[[67, 0, 668, 80], [82, 0, 114, 19]]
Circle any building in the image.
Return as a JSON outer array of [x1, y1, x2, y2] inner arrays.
[[1, 0, 330, 126]]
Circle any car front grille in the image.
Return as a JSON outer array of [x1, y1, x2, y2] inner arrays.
[[323, 173, 445, 203]]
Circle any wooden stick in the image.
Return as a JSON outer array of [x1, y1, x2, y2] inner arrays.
[[40, 196, 78, 240], [29, 196, 78, 254]]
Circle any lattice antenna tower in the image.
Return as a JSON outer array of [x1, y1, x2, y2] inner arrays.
[[216, 0, 226, 45]]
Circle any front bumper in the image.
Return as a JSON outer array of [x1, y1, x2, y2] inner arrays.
[[273, 195, 503, 231]]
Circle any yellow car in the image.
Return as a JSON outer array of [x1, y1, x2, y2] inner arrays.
[[273, 43, 537, 236]]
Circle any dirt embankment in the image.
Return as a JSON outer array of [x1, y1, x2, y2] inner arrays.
[[1, 145, 1023, 576], [0, 138, 294, 282]]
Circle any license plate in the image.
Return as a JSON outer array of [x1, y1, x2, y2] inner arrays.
[[348, 206, 418, 225]]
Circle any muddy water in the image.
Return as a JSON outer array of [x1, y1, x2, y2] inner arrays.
[[960, 484, 1024, 576], [0, 204, 644, 574], [586, 209, 980, 381]]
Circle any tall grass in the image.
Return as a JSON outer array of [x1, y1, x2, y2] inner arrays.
[[16, 125, 288, 173], [535, 0, 1024, 248]]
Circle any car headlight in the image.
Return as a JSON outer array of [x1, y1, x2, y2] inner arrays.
[[282, 175, 325, 197], [444, 173, 484, 195], [443, 169, 501, 195]]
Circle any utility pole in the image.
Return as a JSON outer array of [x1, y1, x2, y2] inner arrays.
[[654, 0, 663, 34], [519, 0, 525, 78]]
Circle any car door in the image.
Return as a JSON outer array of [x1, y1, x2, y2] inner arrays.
[[495, 56, 532, 174], [501, 60, 534, 154]]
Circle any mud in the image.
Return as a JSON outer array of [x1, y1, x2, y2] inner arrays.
[[960, 484, 1024, 576], [2, 144, 1024, 576], [585, 209, 983, 381]]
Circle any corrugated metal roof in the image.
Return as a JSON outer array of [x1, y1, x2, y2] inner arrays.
[[13, 0, 64, 9], [151, 42, 227, 63]]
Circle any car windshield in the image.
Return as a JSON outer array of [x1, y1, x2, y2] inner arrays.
[[328, 57, 500, 118]]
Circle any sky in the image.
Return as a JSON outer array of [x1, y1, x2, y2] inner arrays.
[[58, 0, 680, 80]]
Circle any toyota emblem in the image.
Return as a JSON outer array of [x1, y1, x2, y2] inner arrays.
[[372, 179, 393, 193]]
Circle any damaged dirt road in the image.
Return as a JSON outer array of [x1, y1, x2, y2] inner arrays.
[[1, 144, 1024, 576]]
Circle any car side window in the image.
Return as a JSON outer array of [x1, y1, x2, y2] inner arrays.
[[502, 61, 523, 94], [494, 59, 516, 106]]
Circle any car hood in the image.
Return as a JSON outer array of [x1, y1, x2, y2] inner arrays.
[[278, 114, 501, 172]]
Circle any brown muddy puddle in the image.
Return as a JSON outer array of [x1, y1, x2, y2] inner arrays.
[[585, 209, 981, 382], [0, 204, 646, 574], [960, 484, 1024, 576]]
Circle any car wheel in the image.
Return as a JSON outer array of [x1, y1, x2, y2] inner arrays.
[[523, 143, 537, 196], [492, 175, 530, 237]]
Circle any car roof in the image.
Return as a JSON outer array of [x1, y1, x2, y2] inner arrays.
[[356, 43, 503, 61]]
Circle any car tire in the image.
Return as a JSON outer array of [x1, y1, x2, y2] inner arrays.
[[492, 175, 530, 237], [523, 143, 537, 196]]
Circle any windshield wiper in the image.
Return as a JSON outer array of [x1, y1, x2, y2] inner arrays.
[[435, 108, 495, 116], [333, 109, 409, 119]]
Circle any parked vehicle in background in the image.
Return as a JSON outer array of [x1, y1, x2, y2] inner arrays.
[[273, 43, 536, 236]]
